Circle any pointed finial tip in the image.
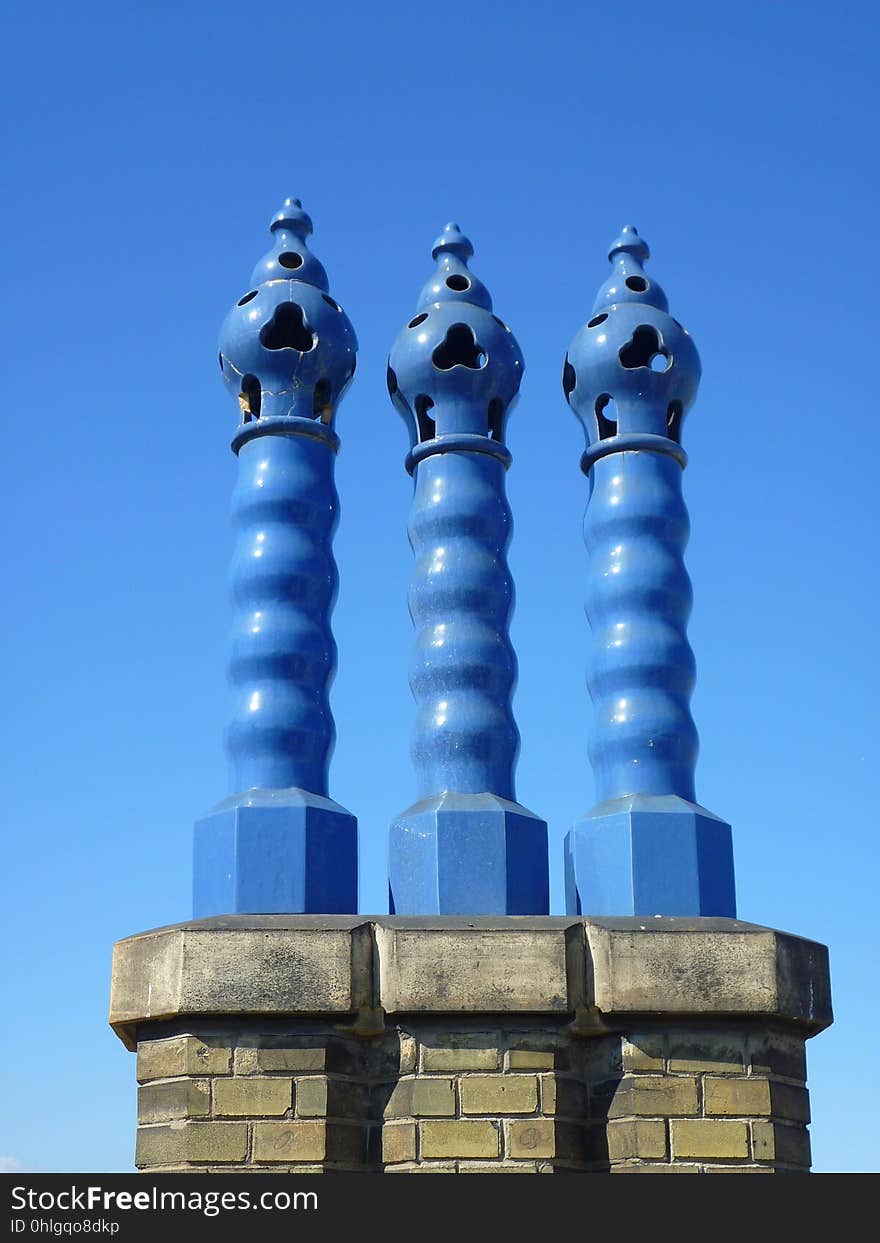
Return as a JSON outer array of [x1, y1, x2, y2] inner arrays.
[[608, 224, 650, 263], [432, 221, 474, 263], [270, 197, 313, 237]]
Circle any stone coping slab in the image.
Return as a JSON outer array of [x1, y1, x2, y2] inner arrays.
[[110, 916, 832, 1050]]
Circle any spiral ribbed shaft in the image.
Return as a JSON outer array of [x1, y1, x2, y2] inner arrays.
[[585, 448, 698, 802], [408, 450, 519, 799], [227, 433, 338, 794]]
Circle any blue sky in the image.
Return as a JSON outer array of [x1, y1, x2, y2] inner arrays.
[[2, 0, 878, 1173]]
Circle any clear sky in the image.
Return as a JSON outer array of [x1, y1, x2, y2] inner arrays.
[[2, 0, 878, 1174]]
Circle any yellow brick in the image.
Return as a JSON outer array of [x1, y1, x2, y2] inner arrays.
[[507, 1050, 556, 1070], [752, 1121, 811, 1167], [702, 1165, 774, 1173], [460, 1075, 538, 1115], [136, 1122, 247, 1167], [459, 1161, 540, 1172], [385, 1078, 455, 1118], [137, 1036, 231, 1082], [704, 1077, 771, 1116], [382, 1123, 417, 1164], [540, 1075, 586, 1117], [507, 1119, 556, 1158], [138, 1079, 210, 1123], [420, 1121, 500, 1159], [422, 1046, 499, 1072], [672, 1120, 749, 1159], [668, 1032, 744, 1075], [607, 1120, 667, 1161], [252, 1122, 326, 1162], [622, 1035, 665, 1072], [613, 1162, 700, 1174], [213, 1077, 291, 1117], [609, 1075, 698, 1118], [295, 1077, 328, 1117], [387, 1162, 457, 1173], [235, 1046, 326, 1074]]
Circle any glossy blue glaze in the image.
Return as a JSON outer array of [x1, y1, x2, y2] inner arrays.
[[386, 225, 548, 915], [563, 227, 735, 917], [193, 199, 357, 917]]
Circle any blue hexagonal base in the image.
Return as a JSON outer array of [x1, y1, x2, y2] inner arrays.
[[564, 794, 735, 917], [389, 792, 549, 915], [193, 787, 357, 917]]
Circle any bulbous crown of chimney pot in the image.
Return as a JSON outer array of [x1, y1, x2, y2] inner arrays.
[[563, 226, 701, 447], [218, 197, 358, 426], [387, 223, 524, 453]]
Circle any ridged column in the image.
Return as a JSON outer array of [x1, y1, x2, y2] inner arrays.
[[227, 431, 339, 794], [193, 198, 358, 917], [562, 226, 736, 917], [408, 448, 517, 800], [386, 224, 548, 914], [585, 449, 698, 803]]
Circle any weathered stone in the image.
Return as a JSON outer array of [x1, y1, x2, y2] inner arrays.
[[112, 919, 366, 1047], [375, 922, 570, 1014], [584, 920, 832, 1031]]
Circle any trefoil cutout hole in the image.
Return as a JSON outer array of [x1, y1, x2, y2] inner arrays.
[[488, 397, 505, 442], [445, 274, 471, 292], [237, 290, 258, 307], [667, 400, 683, 444], [322, 294, 341, 312], [587, 313, 608, 329], [409, 313, 429, 329], [432, 323, 487, 370], [595, 394, 617, 440], [260, 302, 315, 352], [619, 324, 670, 371], [414, 394, 436, 443], [239, 375, 262, 421], [278, 252, 304, 270], [625, 276, 648, 293], [386, 365, 399, 396], [313, 379, 333, 422], [562, 357, 576, 399]]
